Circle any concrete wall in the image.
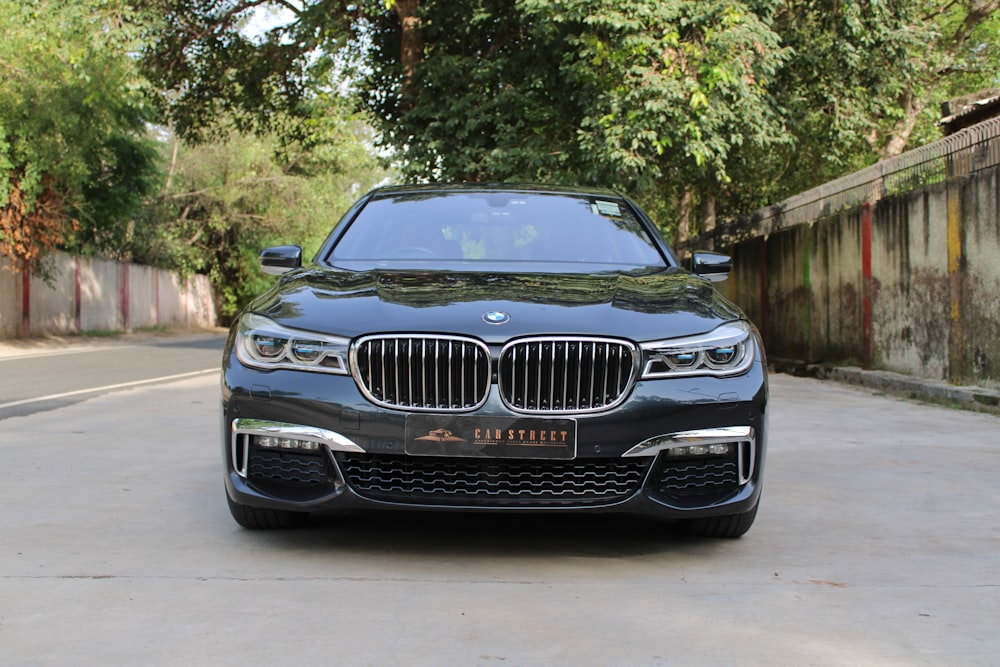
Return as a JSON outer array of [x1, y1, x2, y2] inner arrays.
[[0, 251, 215, 338], [718, 167, 1000, 386], [0, 256, 21, 338]]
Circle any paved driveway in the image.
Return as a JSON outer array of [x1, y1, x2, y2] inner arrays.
[[0, 371, 997, 666]]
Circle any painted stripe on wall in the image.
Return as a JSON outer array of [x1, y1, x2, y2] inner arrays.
[[21, 264, 29, 336], [947, 183, 963, 383], [802, 226, 811, 360], [861, 203, 873, 369], [74, 256, 82, 332], [759, 240, 769, 344], [119, 263, 130, 331]]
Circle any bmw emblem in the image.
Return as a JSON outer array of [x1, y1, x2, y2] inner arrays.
[[483, 310, 511, 325]]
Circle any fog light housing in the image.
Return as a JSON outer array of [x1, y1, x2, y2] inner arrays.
[[254, 435, 321, 452], [666, 442, 733, 457]]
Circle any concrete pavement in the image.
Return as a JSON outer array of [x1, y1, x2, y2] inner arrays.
[[0, 359, 998, 664]]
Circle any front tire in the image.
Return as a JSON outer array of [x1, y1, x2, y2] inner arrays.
[[226, 492, 309, 529], [682, 500, 759, 538]]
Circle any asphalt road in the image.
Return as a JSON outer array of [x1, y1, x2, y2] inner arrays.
[[0, 333, 224, 419], [0, 336, 998, 666]]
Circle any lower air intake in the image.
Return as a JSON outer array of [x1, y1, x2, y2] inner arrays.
[[337, 453, 651, 507]]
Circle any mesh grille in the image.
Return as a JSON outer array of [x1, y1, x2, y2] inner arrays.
[[498, 337, 637, 413], [338, 453, 650, 507], [247, 448, 332, 487], [653, 454, 740, 498], [352, 335, 491, 411]]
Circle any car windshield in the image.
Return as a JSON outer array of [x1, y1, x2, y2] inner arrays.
[[327, 192, 669, 271]]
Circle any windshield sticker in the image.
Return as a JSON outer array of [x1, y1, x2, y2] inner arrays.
[[593, 200, 622, 217]]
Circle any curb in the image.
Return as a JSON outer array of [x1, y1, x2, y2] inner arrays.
[[771, 358, 1000, 415], [830, 366, 1000, 413]]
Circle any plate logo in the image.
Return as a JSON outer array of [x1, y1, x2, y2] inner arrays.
[[483, 310, 510, 325], [414, 429, 466, 443], [405, 415, 578, 459]]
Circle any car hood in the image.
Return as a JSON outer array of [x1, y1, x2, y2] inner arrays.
[[250, 267, 745, 343]]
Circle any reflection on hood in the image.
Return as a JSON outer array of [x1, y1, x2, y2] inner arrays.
[[262, 266, 740, 320]]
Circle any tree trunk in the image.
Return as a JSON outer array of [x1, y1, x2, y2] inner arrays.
[[163, 134, 180, 195], [701, 194, 716, 251], [676, 187, 695, 245], [881, 88, 926, 160], [394, 0, 423, 97]]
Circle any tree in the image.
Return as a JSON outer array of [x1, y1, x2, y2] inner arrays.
[[743, 1, 999, 189], [134, 0, 1000, 240], [0, 0, 159, 273], [138, 1, 790, 230], [138, 110, 389, 320], [135, 0, 359, 141], [875, 0, 1000, 157], [669, 0, 999, 228], [361, 0, 793, 237]]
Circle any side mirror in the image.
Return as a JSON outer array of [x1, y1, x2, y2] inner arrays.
[[260, 245, 303, 275], [691, 251, 731, 282]]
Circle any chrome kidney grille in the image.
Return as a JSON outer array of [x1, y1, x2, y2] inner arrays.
[[498, 337, 638, 413], [352, 335, 491, 411]]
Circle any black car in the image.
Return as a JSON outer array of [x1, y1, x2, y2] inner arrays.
[[222, 184, 767, 537]]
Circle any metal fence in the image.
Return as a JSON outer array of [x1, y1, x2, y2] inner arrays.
[[680, 115, 1000, 251]]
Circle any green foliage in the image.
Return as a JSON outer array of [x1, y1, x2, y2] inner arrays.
[[5, 0, 994, 297], [359, 0, 790, 230], [893, 0, 1000, 148], [531, 0, 790, 209], [135, 0, 1000, 241], [136, 0, 355, 142], [762, 1, 925, 177], [742, 0, 1000, 205], [138, 115, 389, 320], [362, 0, 584, 183], [1, 0, 389, 322], [136, 0, 794, 227], [0, 0, 159, 269]]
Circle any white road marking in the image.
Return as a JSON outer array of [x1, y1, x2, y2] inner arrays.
[[0, 368, 218, 410], [0, 346, 139, 361]]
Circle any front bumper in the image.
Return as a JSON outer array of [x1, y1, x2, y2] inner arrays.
[[221, 347, 767, 520]]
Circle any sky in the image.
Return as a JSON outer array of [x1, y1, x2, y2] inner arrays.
[[242, 3, 297, 41]]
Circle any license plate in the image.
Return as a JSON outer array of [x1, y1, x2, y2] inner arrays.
[[405, 415, 577, 459]]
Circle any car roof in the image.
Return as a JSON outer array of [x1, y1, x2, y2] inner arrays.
[[365, 182, 624, 199]]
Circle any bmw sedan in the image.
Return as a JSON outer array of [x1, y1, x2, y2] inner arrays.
[[222, 184, 767, 537]]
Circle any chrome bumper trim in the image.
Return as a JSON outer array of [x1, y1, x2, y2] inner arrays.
[[622, 426, 756, 485], [622, 426, 754, 457], [230, 418, 365, 478]]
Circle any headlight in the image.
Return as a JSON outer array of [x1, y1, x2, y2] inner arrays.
[[235, 313, 350, 374], [640, 321, 755, 378]]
